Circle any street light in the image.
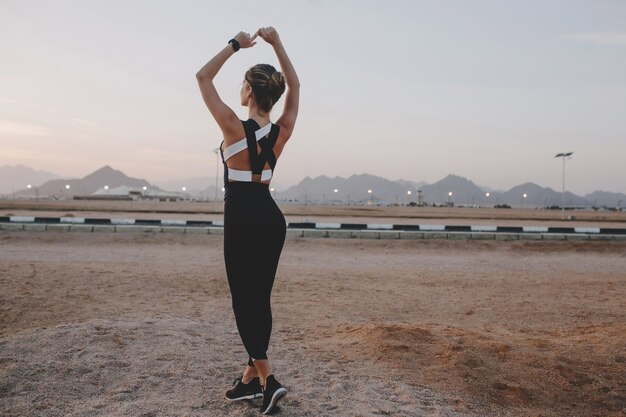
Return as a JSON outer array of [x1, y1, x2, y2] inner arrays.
[[28, 184, 39, 200], [213, 147, 220, 201], [448, 191, 453, 206], [521, 193, 527, 209], [27, 184, 37, 201], [554, 152, 573, 220]]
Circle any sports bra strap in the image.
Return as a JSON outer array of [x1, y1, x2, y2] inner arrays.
[[221, 119, 281, 184], [243, 120, 261, 174], [258, 126, 279, 173]]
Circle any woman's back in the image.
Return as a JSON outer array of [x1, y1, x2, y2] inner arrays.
[[221, 119, 289, 185]]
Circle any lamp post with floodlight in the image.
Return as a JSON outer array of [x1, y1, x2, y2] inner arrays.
[[213, 147, 220, 201], [27, 184, 39, 200], [554, 152, 573, 220]]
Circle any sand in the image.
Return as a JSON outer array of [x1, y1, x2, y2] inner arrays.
[[1, 231, 625, 416]]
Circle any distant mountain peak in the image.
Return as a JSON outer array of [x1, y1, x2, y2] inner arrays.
[[83, 165, 131, 181], [91, 165, 117, 174], [433, 174, 476, 186]]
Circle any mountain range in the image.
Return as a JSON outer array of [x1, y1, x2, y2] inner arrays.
[[6, 166, 157, 198], [2, 165, 624, 208], [0, 165, 62, 195], [279, 174, 617, 207]]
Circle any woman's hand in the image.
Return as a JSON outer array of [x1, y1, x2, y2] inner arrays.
[[257, 26, 281, 46], [233, 31, 258, 49]]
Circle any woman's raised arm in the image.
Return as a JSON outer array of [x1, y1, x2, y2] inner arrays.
[[196, 31, 257, 137], [258, 27, 300, 140]]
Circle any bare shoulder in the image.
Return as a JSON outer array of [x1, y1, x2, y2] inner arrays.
[[222, 119, 246, 147]]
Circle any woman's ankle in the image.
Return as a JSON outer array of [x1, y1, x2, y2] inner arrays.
[[242, 366, 258, 383]]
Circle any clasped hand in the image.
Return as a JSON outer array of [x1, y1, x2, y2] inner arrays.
[[233, 26, 280, 49]]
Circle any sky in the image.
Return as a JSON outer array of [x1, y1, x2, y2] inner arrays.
[[1, 0, 625, 194]]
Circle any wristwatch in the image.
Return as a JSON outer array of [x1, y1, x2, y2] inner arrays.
[[228, 38, 240, 52]]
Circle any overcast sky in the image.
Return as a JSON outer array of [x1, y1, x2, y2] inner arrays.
[[1, 0, 625, 194]]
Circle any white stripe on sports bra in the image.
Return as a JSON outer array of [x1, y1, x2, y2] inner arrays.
[[227, 168, 273, 182], [222, 122, 272, 161]]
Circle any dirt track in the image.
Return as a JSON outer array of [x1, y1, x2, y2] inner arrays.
[[1, 231, 625, 416]]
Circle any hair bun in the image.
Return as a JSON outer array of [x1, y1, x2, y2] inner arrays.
[[268, 71, 286, 101]]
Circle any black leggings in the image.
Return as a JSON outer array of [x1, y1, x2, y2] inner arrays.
[[223, 181, 287, 365]]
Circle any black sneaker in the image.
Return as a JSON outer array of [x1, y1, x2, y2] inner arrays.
[[260, 374, 287, 415], [225, 377, 263, 401]]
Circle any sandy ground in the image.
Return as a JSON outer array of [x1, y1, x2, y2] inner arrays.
[[1, 231, 625, 417]]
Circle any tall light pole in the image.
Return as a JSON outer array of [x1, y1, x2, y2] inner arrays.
[[27, 184, 39, 200], [555, 152, 573, 220], [213, 147, 220, 201]]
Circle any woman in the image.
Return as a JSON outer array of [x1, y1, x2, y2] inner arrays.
[[195, 27, 299, 415]]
